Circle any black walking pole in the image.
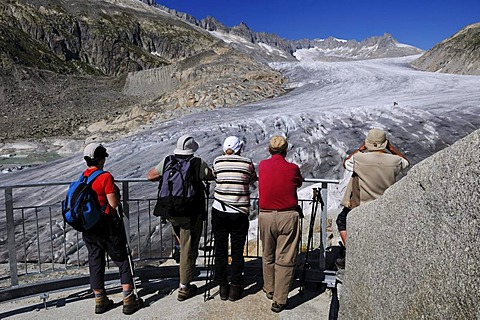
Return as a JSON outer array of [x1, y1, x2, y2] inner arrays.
[[117, 202, 139, 297], [299, 187, 320, 295], [202, 181, 215, 302], [204, 227, 215, 302]]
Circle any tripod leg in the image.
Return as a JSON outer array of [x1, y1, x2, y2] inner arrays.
[[300, 189, 320, 294], [328, 286, 339, 320]]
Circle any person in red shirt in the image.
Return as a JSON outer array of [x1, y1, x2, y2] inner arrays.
[[258, 136, 303, 313], [81, 143, 143, 315]]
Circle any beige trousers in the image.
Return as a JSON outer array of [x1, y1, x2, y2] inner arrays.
[[168, 214, 203, 285], [259, 210, 300, 305]]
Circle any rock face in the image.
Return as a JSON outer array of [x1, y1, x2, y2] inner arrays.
[[123, 47, 285, 109], [341, 129, 480, 319], [411, 23, 480, 75], [89, 47, 286, 137], [0, 0, 284, 141], [0, 0, 217, 140], [0, 0, 217, 76]]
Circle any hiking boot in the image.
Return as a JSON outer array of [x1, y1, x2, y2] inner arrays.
[[219, 284, 230, 301], [228, 284, 243, 301], [95, 295, 114, 314], [262, 288, 273, 300], [335, 257, 345, 270], [271, 301, 288, 313], [177, 284, 197, 301], [336, 245, 346, 270], [122, 292, 143, 315]]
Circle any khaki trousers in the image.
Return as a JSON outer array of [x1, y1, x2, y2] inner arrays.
[[168, 214, 203, 285], [259, 210, 300, 305]]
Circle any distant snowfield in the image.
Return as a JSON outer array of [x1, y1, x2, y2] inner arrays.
[[2, 55, 480, 210], [293, 41, 416, 61], [209, 30, 290, 59]]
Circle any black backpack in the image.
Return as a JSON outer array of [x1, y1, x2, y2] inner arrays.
[[62, 170, 106, 231], [153, 155, 199, 217]]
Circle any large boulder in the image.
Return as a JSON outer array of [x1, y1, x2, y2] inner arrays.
[[341, 129, 480, 319]]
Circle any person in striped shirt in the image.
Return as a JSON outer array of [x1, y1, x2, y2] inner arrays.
[[211, 136, 257, 301]]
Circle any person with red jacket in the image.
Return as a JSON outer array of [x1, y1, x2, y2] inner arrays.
[[81, 143, 143, 315], [258, 136, 303, 313]]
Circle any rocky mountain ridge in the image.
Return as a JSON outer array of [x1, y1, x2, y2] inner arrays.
[[156, 6, 424, 61], [0, 0, 218, 76], [0, 0, 285, 143], [293, 33, 423, 61], [411, 22, 480, 75]]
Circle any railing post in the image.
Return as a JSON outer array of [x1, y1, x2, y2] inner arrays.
[[5, 187, 19, 286], [319, 182, 329, 270], [121, 181, 131, 244]]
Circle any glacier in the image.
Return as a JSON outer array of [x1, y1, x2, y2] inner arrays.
[[1, 55, 479, 266]]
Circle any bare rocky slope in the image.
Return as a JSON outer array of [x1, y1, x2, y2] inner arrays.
[[0, 0, 285, 141], [411, 22, 480, 75]]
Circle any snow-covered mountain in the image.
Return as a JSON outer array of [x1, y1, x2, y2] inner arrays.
[[156, 6, 424, 63], [293, 34, 423, 61]]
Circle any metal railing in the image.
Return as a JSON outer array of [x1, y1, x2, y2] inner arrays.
[[0, 178, 339, 289]]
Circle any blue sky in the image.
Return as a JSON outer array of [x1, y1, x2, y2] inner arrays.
[[157, 0, 479, 50]]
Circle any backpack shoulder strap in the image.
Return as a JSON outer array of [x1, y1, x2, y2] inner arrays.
[[158, 156, 175, 192], [86, 170, 106, 185], [77, 172, 85, 182], [188, 156, 201, 180], [190, 158, 207, 197], [163, 155, 176, 170]]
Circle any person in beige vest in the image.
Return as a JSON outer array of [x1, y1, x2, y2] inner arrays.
[[337, 128, 409, 248]]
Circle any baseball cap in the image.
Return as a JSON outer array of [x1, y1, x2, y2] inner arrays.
[[83, 143, 109, 160], [223, 136, 244, 153]]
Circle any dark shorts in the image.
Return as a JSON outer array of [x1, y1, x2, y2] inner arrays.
[[83, 215, 132, 289], [336, 207, 352, 232]]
